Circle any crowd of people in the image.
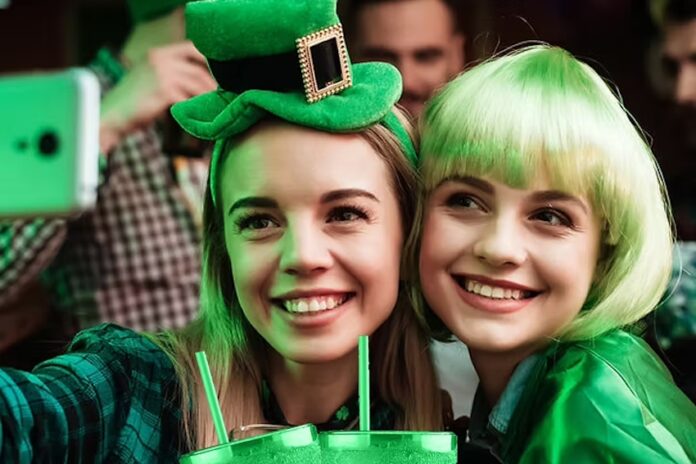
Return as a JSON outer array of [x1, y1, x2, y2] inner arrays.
[[0, 0, 694, 462]]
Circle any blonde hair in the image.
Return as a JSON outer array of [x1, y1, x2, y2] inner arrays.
[[151, 109, 443, 450], [408, 44, 674, 342]]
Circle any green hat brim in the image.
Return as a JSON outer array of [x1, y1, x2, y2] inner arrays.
[[171, 62, 402, 140]]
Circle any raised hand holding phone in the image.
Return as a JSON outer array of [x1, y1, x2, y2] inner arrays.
[[0, 69, 100, 218]]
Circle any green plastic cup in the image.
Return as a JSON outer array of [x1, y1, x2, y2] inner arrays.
[[179, 424, 322, 464], [319, 430, 457, 464]]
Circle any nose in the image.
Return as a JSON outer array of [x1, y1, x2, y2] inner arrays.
[[675, 64, 696, 106], [279, 220, 333, 276], [472, 217, 527, 268], [399, 58, 420, 95]]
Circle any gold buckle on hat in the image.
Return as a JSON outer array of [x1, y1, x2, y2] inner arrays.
[[296, 24, 352, 103]]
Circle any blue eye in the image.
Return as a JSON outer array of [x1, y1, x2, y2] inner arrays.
[[533, 209, 572, 227], [446, 193, 483, 210], [328, 206, 370, 223], [236, 214, 279, 231]]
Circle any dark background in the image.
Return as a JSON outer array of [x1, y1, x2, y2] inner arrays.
[[1, 0, 693, 239]]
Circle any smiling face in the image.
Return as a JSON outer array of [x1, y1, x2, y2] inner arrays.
[[418, 175, 601, 358], [219, 122, 403, 364]]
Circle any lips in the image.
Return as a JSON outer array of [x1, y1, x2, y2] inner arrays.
[[451, 274, 542, 314], [452, 276, 540, 300]]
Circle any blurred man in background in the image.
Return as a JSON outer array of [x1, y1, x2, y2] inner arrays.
[[660, 0, 696, 108], [0, 0, 216, 368], [345, 0, 466, 118]]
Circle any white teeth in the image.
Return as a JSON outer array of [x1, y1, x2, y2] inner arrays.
[[461, 279, 530, 301], [281, 295, 349, 313]]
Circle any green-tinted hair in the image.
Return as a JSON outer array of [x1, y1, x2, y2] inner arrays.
[[152, 110, 443, 449], [411, 44, 674, 341]]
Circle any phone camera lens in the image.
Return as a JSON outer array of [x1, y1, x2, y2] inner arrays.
[[38, 131, 60, 156]]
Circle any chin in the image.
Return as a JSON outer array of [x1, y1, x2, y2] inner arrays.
[[450, 322, 535, 355], [274, 339, 356, 365], [281, 350, 350, 365]]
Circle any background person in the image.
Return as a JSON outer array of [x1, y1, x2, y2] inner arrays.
[[0, 1, 446, 462], [344, 0, 466, 118], [0, 0, 215, 369]]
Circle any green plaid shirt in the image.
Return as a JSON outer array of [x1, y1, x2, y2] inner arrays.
[[0, 324, 184, 463], [0, 324, 400, 463]]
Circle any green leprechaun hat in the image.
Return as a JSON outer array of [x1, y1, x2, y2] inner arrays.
[[171, 0, 415, 165]]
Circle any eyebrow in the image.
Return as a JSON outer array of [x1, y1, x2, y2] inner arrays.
[[438, 176, 494, 194], [227, 189, 379, 216], [529, 191, 589, 214], [438, 176, 589, 213], [228, 197, 278, 216]]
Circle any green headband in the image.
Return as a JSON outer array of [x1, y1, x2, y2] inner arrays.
[[206, 110, 417, 207]]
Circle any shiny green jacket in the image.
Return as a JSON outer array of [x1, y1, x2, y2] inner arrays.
[[500, 330, 696, 463]]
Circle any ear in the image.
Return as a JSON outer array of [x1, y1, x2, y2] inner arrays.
[[448, 33, 466, 76]]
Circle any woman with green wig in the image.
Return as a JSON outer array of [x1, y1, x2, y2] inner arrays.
[[0, 1, 446, 462], [411, 44, 696, 462]]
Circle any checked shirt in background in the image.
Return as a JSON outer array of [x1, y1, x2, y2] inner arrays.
[[0, 48, 206, 336]]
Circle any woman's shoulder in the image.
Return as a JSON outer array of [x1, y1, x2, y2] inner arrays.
[[57, 323, 177, 379], [541, 330, 692, 417], [68, 323, 166, 353], [549, 329, 668, 380], [513, 330, 696, 462]]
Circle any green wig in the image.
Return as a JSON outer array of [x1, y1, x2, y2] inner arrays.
[[415, 44, 674, 341]]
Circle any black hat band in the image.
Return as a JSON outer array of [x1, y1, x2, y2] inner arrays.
[[208, 24, 352, 103]]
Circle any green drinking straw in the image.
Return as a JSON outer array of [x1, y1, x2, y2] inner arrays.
[[358, 335, 370, 432], [195, 351, 230, 445]]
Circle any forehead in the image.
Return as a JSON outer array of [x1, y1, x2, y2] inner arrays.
[[356, 0, 455, 48], [664, 18, 696, 57], [219, 125, 390, 202]]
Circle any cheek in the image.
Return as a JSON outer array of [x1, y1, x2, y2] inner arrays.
[[540, 240, 599, 310], [347, 219, 403, 312], [227, 242, 274, 311], [419, 213, 461, 277], [418, 214, 454, 303], [356, 227, 402, 286]]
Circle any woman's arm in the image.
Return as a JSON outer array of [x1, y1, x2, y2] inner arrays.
[[0, 324, 178, 463]]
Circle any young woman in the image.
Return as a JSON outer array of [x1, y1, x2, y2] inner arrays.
[[410, 44, 696, 462], [0, 1, 444, 462]]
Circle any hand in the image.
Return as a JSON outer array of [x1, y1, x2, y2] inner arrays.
[[99, 41, 217, 153]]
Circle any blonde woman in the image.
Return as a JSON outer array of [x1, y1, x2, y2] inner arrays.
[[411, 45, 696, 462], [0, 1, 445, 462]]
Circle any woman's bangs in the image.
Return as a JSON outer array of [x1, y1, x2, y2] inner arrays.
[[421, 108, 603, 203]]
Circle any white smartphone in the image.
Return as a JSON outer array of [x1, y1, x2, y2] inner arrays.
[[0, 69, 100, 218]]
